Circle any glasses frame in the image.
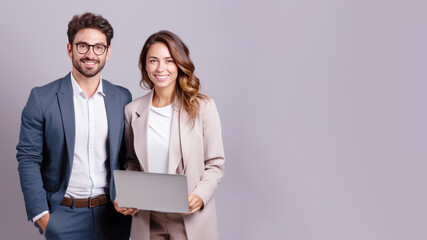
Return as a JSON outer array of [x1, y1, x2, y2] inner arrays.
[[73, 43, 108, 55]]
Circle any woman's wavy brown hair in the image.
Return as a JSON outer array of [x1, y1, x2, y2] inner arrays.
[[139, 30, 207, 126]]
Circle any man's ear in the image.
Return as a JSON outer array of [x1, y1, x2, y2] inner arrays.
[[105, 45, 111, 61], [67, 43, 72, 59]]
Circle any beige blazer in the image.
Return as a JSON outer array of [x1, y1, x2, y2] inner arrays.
[[123, 91, 225, 240]]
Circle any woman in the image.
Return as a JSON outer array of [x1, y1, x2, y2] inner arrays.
[[115, 30, 225, 240]]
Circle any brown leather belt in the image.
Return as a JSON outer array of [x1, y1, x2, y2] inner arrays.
[[60, 194, 110, 208]]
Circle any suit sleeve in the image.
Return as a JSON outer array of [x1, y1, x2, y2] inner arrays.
[[16, 88, 49, 220], [124, 104, 141, 171], [192, 99, 226, 205]]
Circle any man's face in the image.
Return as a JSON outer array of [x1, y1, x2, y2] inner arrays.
[[67, 28, 110, 78]]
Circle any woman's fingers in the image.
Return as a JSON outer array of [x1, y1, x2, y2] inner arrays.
[[122, 208, 138, 216], [183, 194, 204, 215], [129, 209, 139, 216], [114, 199, 138, 216]]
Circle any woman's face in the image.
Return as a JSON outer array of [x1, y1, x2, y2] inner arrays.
[[145, 42, 178, 92]]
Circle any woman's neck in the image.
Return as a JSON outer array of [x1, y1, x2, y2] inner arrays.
[[152, 87, 175, 107]]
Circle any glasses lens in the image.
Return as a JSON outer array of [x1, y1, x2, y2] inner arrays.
[[94, 44, 106, 55], [77, 44, 89, 54]]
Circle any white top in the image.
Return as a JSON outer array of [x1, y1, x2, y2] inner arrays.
[[33, 73, 110, 222], [148, 104, 173, 173]]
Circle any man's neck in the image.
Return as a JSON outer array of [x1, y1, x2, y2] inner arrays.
[[72, 68, 101, 98]]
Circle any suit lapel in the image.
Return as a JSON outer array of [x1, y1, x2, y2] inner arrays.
[[168, 100, 183, 174], [132, 91, 153, 172], [103, 80, 120, 170], [57, 73, 75, 172], [178, 103, 194, 174]]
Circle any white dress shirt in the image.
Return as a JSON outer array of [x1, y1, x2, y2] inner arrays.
[[67, 73, 109, 198], [148, 104, 173, 173], [33, 73, 109, 222]]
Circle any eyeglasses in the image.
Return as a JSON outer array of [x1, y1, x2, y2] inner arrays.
[[74, 43, 108, 55]]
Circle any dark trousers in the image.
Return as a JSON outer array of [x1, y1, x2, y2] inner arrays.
[[40, 202, 131, 240]]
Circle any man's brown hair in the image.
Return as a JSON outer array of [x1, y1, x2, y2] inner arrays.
[[67, 12, 114, 46]]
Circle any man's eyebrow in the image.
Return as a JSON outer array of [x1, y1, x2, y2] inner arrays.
[[75, 41, 106, 45]]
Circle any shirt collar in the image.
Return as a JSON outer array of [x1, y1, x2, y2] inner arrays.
[[70, 72, 105, 98]]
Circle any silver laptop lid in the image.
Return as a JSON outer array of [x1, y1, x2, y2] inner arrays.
[[114, 170, 189, 213]]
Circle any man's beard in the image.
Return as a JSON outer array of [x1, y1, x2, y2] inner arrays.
[[72, 56, 106, 78]]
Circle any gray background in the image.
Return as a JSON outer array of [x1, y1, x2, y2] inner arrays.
[[1, 0, 426, 239]]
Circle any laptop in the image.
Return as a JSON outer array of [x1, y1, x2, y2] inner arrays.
[[113, 170, 189, 213]]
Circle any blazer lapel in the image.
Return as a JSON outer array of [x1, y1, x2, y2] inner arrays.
[[103, 80, 120, 169], [168, 100, 183, 174], [177, 100, 194, 174], [57, 73, 75, 172], [132, 91, 153, 172]]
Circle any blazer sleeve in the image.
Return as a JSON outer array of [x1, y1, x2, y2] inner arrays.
[[124, 105, 141, 171], [16, 88, 49, 220], [192, 99, 226, 205]]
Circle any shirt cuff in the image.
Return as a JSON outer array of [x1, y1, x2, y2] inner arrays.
[[32, 210, 49, 223]]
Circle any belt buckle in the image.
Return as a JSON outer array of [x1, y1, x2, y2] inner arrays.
[[88, 196, 97, 208]]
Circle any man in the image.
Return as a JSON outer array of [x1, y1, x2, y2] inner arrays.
[[17, 12, 132, 239]]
